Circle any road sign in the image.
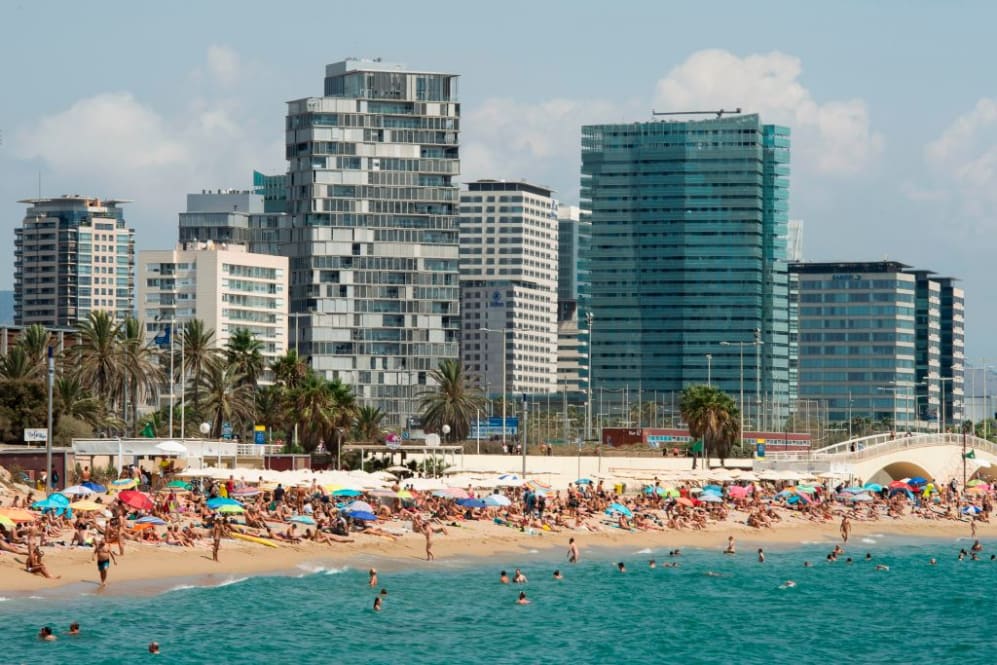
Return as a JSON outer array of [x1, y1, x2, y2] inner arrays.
[[24, 428, 47, 443], [254, 425, 266, 445], [222, 422, 233, 440]]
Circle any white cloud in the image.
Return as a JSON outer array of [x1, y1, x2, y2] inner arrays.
[[654, 49, 884, 175], [205, 44, 242, 87], [922, 98, 997, 219]]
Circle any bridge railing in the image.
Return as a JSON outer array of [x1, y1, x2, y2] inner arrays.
[[813, 432, 997, 462]]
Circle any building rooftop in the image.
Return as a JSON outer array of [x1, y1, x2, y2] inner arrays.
[[18, 195, 131, 206], [789, 260, 913, 274], [466, 179, 554, 197], [324, 57, 455, 78]]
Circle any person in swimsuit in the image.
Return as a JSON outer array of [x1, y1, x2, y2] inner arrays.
[[38, 626, 57, 641], [513, 568, 527, 583], [212, 519, 224, 562], [26, 543, 59, 580], [369, 568, 378, 587], [516, 591, 530, 605], [92, 538, 116, 586], [499, 570, 510, 584], [373, 596, 383, 612], [567, 537, 579, 563]]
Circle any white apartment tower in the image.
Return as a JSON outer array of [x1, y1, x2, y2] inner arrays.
[[282, 58, 461, 427], [137, 242, 289, 372], [459, 180, 559, 398], [15, 196, 135, 326]]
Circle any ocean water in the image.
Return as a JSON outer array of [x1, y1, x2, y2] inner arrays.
[[2, 537, 997, 664]]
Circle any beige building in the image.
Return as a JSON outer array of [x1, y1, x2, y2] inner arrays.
[[137, 242, 289, 372]]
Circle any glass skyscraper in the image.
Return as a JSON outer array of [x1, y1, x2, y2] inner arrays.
[[282, 59, 460, 428], [581, 114, 793, 428]]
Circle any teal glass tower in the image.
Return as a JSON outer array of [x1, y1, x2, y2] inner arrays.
[[581, 114, 793, 429]]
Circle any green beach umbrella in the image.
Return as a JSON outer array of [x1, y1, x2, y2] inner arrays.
[[166, 480, 192, 490], [216, 504, 245, 514]]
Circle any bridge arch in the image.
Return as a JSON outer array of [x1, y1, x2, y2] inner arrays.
[[866, 461, 935, 485]]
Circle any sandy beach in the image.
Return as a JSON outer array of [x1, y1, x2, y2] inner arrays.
[[1, 512, 985, 595]]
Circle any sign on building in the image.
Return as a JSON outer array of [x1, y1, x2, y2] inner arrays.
[[24, 428, 48, 443]]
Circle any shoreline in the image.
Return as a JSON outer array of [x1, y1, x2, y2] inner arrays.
[[1, 515, 986, 598]]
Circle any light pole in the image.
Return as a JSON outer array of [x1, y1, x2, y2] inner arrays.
[[441, 424, 451, 478], [521, 394, 528, 477], [877, 384, 898, 433], [705, 353, 712, 387], [721, 332, 763, 441], [45, 346, 54, 492], [847, 390, 853, 439], [585, 311, 593, 441], [480, 327, 508, 451]]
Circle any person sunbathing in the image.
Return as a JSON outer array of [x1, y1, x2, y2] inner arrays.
[[306, 528, 354, 545], [25, 544, 60, 579]]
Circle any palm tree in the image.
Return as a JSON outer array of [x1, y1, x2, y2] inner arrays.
[[198, 363, 255, 439], [328, 376, 357, 453], [271, 349, 307, 390], [354, 405, 385, 442], [70, 311, 125, 412], [120, 318, 164, 436], [226, 329, 265, 389], [0, 347, 41, 381], [418, 359, 484, 442], [679, 384, 740, 466], [55, 376, 105, 430], [294, 372, 335, 452], [15, 324, 51, 376], [254, 385, 285, 437], [180, 319, 219, 415]]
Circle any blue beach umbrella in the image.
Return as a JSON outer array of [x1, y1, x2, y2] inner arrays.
[[345, 500, 374, 514], [702, 484, 723, 494], [81, 481, 106, 493], [962, 505, 982, 515], [862, 483, 883, 493], [289, 515, 316, 525], [699, 493, 723, 503], [206, 497, 244, 510], [606, 503, 633, 518], [347, 510, 377, 521], [332, 489, 363, 497], [484, 494, 511, 507], [575, 478, 592, 485], [840, 487, 865, 494], [456, 498, 487, 508], [909, 477, 928, 487]]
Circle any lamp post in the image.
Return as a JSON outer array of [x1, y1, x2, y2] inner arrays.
[[705, 353, 712, 387], [521, 394, 528, 477], [441, 424, 451, 478], [45, 346, 54, 492], [480, 327, 508, 451], [721, 332, 763, 443], [585, 312, 594, 441]]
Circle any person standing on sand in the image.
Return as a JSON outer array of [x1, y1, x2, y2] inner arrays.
[[212, 519, 224, 562], [92, 538, 116, 586], [567, 537, 580, 563], [840, 515, 852, 543], [422, 522, 447, 561]]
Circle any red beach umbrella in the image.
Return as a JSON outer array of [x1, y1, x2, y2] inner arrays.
[[118, 489, 154, 511]]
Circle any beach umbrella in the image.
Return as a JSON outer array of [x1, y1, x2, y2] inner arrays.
[[347, 510, 377, 521], [606, 503, 633, 518], [967, 479, 986, 488], [675, 497, 694, 507], [840, 487, 865, 494], [136, 516, 167, 525], [206, 497, 244, 510], [862, 483, 883, 493], [110, 478, 137, 491], [60, 485, 95, 497], [575, 478, 592, 485], [849, 493, 874, 503], [456, 498, 487, 509], [795, 485, 817, 494], [688, 487, 703, 495], [216, 504, 245, 514], [289, 515, 316, 525], [527, 479, 552, 491], [332, 489, 363, 497], [166, 480, 192, 490], [0, 508, 38, 522], [657, 486, 680, 498], [345, 500, 374, 514], [909, 476, 928, 487], [727, 486, 750, 499], [888, 481, 912, 491], [962, 505, 983, 515], [81, 481, 106, 493], [699, 493, 723, 503], [155, 440, 188, 454], [118, 490, 154, 511], [702, 484, 723, 494], [131, 522, 156, 532], [386, 465, 411, 473], [484, 494, 511, 507], [0, 514, 14, 529], [69, 500, 105, 512], [888, 487, 914, 500]]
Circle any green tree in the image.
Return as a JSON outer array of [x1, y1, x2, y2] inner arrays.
[[120, 317, 164, 435], [354, 405, 386, 442], [55, 376, 106, 430], [271, 349, 307, 390], [679, 384, 740, 466], [69, 311, 125, 413], [226, 328, 265, 389], [0, 379, 49, 443], [15, 324, 52, 376], [198, 363, 255, 439], [179, 319, 220, 416], [327, 376, 357, 453], [294, 372, 335, 452], [418, 359, 484, 442], [0, 347, 40, 381]]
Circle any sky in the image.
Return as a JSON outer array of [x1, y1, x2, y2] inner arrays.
[[1, 0, 996, 358]]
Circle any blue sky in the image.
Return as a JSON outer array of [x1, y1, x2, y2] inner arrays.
[[1, 0, 996, 359]]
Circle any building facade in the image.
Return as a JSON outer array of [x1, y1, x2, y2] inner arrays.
[[581, 114, 793, 429], [281, 59, 460, 427], [14, 196, 135, 326], [137, 243, 289, 372], [459, 180, 559, 398], [556, 205, 591, 395], [791, 261, 964, 430]]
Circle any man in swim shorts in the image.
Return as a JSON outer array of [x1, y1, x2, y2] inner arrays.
[[92, 538, 116, 586]]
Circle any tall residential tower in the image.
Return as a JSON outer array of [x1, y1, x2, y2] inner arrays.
[[14, 196, 135, 326], [581, 114, 793, 428], [282, 59, 460, 427]]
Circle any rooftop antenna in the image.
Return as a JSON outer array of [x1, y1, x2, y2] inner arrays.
[[652, 107, 742, 119]]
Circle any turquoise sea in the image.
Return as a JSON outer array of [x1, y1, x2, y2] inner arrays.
[[2, 536, 996, 664]]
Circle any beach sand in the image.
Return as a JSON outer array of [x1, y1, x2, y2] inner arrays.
[[1, 514, 985, 594]]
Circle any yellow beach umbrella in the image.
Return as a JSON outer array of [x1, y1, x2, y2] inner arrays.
[[70, 500, 106, 512]]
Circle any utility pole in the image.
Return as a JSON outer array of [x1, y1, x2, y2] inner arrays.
[[45, 346, 54, 492], [521, 394, 528, 477]]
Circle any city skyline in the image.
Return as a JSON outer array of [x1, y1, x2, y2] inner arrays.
[[1, 1, 996, 359]]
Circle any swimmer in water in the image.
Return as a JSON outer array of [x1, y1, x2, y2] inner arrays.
[[648, 559, 656, 569], [38, 626, 57, 641], [500, 570, 509, 584], [865, 552, 872, 560], [516, 591, 530, 605], [617, 562, 626, 573], [148, 641, 160, 654], [68, 622, 80, 636], [929, 558, 937, 565], [553, 569, 563, 580], [779, 580, 797, 589], [369, 568, 378, 587], [803, 561, 813, 568], [373, 596, 383, 612], [705, 571, 725, 578], [757, 548, 765, 563], [723, 536, 736, 555], [513, 568, 528, 584], [875, 564, 890, 571]]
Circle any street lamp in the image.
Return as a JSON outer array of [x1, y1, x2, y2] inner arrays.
[[877, 384, 899, 433], [480, 327, 508, 450], [721, 330, 763, 442], [585, 311, 594, 441], [705, 353, 712, 387]]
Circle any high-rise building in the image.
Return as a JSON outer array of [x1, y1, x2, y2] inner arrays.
[[581, 114, 793, 427], [459, 180, 559, 398], [137, 242, 289, 374], [282, 58, 460, 427], [14, 196, 135, 326], [790, 260, 964, 430], [177, 187, 286, 257], [556, 205, 591, 395]]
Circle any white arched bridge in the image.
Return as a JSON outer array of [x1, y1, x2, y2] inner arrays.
[[756, 432, 997, 485]]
